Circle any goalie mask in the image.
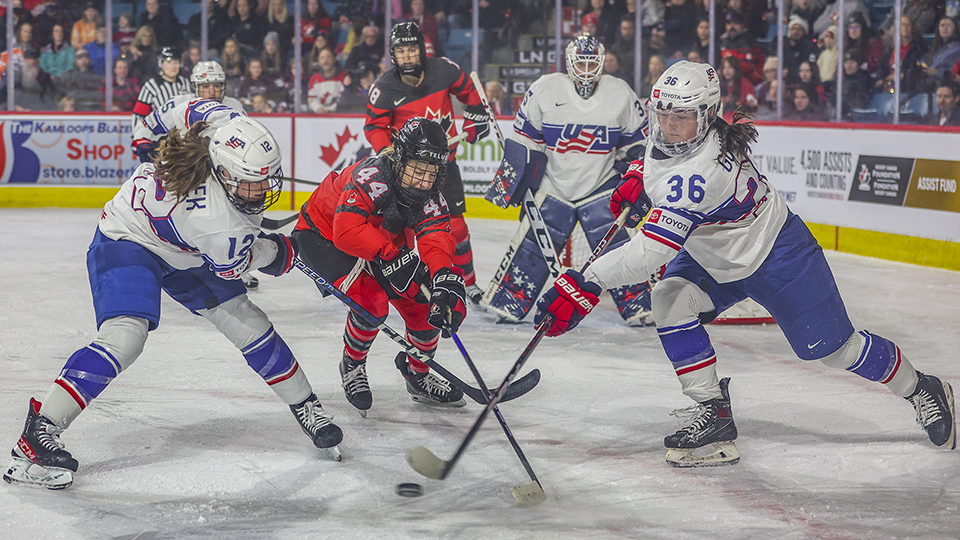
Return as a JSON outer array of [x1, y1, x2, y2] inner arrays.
[[565, 35, 604, 99], [390, 117, 449, 206], [389, 22, 426, 78], [191, 60, 226, 102], [648, 60, 721, 157], [208, 117, 283, 214]]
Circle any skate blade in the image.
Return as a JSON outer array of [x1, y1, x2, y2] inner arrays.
[[409, 395, 467, 408], [941, 381, 956, 450], [512, 481, 546, 506], [3, 458, 73, 489], [322, 445, 342, 462], [665, 441, 740, 468], [357, 409, 368, 418]]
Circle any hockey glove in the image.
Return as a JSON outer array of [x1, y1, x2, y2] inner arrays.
[[610, 160, 653, 228], [533, 270, 602, 337], [136, 141, 157, 164], [426, 267, 467, 338], [257, 233, 299, 276], [370, 246, 430, 303], [462, 106, 490, 143]]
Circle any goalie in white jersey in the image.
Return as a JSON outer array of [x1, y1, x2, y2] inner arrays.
[[4, 117, 342, 490], [480, 34, 651, 324], [535, 61, 955, 467]]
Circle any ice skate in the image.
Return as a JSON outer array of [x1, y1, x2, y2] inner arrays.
[[290, 394, 343, 461], [465, 283, 484, 306], [664, 378, 740, 467], [394, 352, 466, 407], [3, 398, 78, 490], [906, 372, 956, 449], [340, 355, 372, 418], [241, 273, 258, 290]]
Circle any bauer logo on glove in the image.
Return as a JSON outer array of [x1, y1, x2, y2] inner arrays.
[[533, 270, 602, 337]]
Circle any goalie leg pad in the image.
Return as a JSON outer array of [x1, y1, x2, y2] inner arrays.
[[484, 138, 547, 208]]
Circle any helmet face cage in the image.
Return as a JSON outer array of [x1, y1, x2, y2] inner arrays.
[[648, 61, 721, 157], [391, 118, 449, 205], [389, 22, 426, 78], [565, 35, 605, 99], [191, 61, 226, 102], [208, 117, 284, 214]]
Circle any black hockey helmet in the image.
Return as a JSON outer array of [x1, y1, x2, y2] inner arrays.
[[391, 117, 449, 205], [157, 46, 181, 69], [389, 21, 426, 78]]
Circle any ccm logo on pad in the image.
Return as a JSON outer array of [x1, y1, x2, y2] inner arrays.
[[647, 209, 692, 235]]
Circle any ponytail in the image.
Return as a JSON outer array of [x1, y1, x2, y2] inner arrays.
[[712, 109, 757, 162]]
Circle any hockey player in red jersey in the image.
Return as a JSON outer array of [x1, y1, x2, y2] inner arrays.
[[293, 117, 468, 416], [364, 21, 489, 304]]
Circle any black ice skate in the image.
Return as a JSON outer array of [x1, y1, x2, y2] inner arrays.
[[465, 284, 484, 306], [664, 378, 740, 468], [906, 372, 956, 449], [340, 355, 372, 418], [394, 352, 466, 407], [241, 273, 258, 290], [3, 398, 78, 489], [290, 394, 343, 461]]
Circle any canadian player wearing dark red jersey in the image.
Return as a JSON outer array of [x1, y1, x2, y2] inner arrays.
[[364, 21, 490, 304], [293, 118, 468, 415]]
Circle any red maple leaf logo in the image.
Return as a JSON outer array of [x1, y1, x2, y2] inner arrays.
[[319, 126, 359, 167]]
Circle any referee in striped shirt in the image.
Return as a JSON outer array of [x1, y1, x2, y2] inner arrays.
[[131, 46, 189, 158]]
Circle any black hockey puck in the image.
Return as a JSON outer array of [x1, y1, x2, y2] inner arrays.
[[396, 482, 424, 497]]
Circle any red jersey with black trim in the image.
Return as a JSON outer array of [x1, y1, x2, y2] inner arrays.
[[364, 56, 484, 157], [296, 154, 455, 274]]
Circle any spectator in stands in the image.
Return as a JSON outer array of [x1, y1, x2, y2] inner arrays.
[[40, 23, 73, 82], [581, 0, 622, 45], [844, 12, 884, 78], [687, 49, 703, 62], [220, 37, 246, 96], [58, 95, 75, 111], [786, 82, 828, 121], [101, 57, 140, 112], [236, 58, 280, 111], [581, 12, 599, 37], [266, 0, 295, 57], [689, 16, 710, 63], [407, 0, 442, 55], [261, 32, 285, 76], [876, 15, 928, 95], [232, 0, 268, 58], [139, 0, 182, 49], [33, 0, 72, 51], [783, 15, 819, 83], [229, 0, 271, 17], [724, 0, 765, 42], [345, 25, 383, 70], [485, 80, 512, 116], [798, 60, 827, 104], [70, 3, 100, 50], [755, 55, 778, 106], [299, 0, 332, 56], [813, 0, 870, 38], [640, 53, 667, 97], [931, 79, 960, 126], [59, 49, 103, 111], [755, 77, 780, 120], [307, 47, 344, 113], [308, 30, 332, 72], [880, 0, 938, 43], [187, 0, 232, 54], [720, 54, 758, 120], [114, 13, 137, 55], [83, 23, 120, 77], [663, 0, 697, 57], [609, 14, 637, 82], [791, 0, 825, 35], [603, 49, 633, 85], [840, 49, 872, 119], [817, 25, 839, 83], [638, 0, 666, 40], [127, 25, 160, 85], [336, 61, 378, 113], [721, 10, 765, 84], [922, 17, 960, 91], [14, 47, 59, 111], [16, 22, 38, 52], [250, 93, 274, 113]]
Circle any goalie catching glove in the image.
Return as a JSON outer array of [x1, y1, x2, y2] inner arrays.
[[427, 267, 467, 337], [257, 233, 298, 276], [533, 270, 602, 337], [610, 159, 654, 228], [370, 246, 430, 302]]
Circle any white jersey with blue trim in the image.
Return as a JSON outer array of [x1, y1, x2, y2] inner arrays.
[[132, 94, 246, 147], [588, 129, 788, 288], [98, 163, 277, 278], [511, 72, 647, 201]]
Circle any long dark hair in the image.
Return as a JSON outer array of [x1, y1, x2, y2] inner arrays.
[[155, 121, 213, 200], [712, 110, 757, 159]]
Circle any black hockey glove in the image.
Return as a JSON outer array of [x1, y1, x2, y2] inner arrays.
[[136, 141, 157, 164], [257, 233, 298, 276], [427, 267, 467, 337], [462, 106, 490, 143], [370, 246, 430, 302]]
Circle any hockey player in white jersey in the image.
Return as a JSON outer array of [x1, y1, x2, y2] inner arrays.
[[480, 34, 652, 324], [3, 117, 342, 490], [535, 61, 955, 467]]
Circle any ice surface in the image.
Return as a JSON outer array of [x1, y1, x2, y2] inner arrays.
[[1, 208, 958, 540]]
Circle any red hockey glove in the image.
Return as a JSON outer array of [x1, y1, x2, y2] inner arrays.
[[462, 107, 490, 144], [533, 270, 602, 337], [610, 159, 653, 228], [257, 233, 298, 276], [426, 267, 467, 338]]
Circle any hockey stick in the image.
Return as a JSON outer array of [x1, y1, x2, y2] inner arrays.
[[469, 71, 505, 148], [407, 206, 631, 481], [261, 214, 300, 230], [294, 258, 540, 405]]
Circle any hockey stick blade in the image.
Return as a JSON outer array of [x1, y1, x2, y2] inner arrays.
[[512, 481, 547, 506], [261, 214, 300, 230]]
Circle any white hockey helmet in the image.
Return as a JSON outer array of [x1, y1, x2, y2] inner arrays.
[[208, 117, 283, 214], [565, 34, 605, 99], [191, 60, 226, 101], [648, 60, 721, 157]]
